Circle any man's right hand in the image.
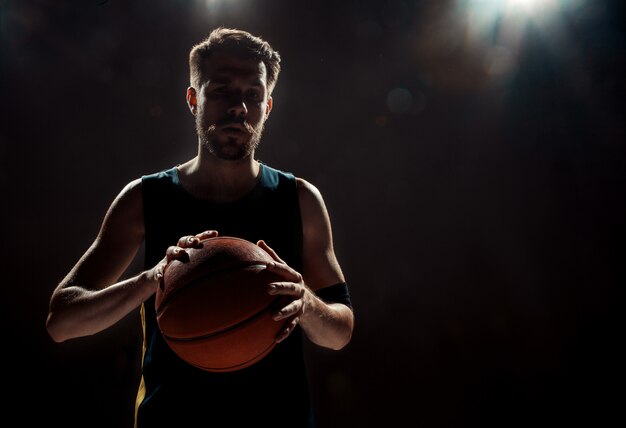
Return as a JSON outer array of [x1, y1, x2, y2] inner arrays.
[[150, 230, 219, 283]]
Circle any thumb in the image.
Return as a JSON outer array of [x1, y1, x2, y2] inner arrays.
[[257, 240, 286, 264]]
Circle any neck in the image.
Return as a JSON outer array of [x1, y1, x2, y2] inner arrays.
[[177, 146, 261, 203]]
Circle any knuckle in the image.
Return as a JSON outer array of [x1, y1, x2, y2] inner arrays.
[[177, 236, 192, 246]]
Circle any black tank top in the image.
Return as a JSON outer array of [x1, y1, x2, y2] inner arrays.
[[136, 162, 313, 427]]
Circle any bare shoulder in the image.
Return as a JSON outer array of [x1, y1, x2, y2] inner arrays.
[[295, 177, 327, 214], [98, 177, 144, 240], [296, 176, 318, 193], [116, 177, 143, 205], [295, 178, 345, 288]]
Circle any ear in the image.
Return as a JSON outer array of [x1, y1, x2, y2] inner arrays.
[[186, 87, 197, 115], [265, 96, 273, 118]]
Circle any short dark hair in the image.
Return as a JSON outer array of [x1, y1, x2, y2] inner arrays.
[[189, 27, 281, 94]]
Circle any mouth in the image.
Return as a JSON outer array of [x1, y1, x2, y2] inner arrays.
[[221, 124, 248, 134]]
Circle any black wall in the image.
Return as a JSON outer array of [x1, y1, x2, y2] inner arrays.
[[2, 1, 624, 426]]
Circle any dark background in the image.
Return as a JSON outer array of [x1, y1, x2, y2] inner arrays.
[[1, 0, 624, 427]]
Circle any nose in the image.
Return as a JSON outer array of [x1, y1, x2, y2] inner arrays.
[[227, 98, 248, 118]]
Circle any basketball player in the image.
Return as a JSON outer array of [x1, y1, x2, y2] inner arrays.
[[46, 28, 354, 427]]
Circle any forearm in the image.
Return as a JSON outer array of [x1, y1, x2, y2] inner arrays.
[[299, 293, 354, 351], [46, 271, 157, 343]]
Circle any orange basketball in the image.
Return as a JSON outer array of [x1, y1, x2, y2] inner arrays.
[[155, 236, 291, 372]]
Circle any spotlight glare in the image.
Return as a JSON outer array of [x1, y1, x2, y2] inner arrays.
[[456, 0, 587, 83], [506, 0, 559, 15], [508, 0, 539, 9]]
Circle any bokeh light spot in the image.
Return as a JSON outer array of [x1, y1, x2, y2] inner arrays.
[[386, 88, 413, 114]]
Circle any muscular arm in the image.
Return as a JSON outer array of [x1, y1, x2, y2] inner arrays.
[[262, 178, 354, 350], [297, 178, 353, 349], [46, 179, 158, 343]]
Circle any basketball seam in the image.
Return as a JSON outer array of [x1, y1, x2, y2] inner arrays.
[[191, 339, 276, 372], [160, 297, 279, 342]]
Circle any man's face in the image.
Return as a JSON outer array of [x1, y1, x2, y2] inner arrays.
[[193, 52, 271, 161]]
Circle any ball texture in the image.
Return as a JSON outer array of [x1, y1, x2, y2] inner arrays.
[[155, 236, 291, 372]]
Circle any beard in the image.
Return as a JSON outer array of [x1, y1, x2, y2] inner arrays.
[[195, 110, 265, 161]]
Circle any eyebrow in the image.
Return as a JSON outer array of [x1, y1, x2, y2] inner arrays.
[[210, 69, 265, 87]]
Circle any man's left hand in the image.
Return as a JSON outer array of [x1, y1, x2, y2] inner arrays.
[[257, 240, 312, 343]]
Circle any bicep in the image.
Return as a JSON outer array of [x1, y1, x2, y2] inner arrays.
[[60, 179, 145, 291], [298, 178, 345, 292]]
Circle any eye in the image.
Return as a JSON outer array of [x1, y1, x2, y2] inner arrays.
[[246, 91, 261, 101], [211, 86, 228, 96]]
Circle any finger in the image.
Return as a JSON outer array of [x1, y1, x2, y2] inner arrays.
[[154, 259, 166, 280], [275, 317, 299, 343], [268, 282, 303, 297], [166, 246, 178, 260], [178, 230, 218, 248], [196, 230, 218, 240], [178, 235, 199, 248], [257, 240, 286, 264], [166, 245, 188, 261], [155, 260, 168, 288], [265, 261, 301, 282], [273, 299, 303, 321]]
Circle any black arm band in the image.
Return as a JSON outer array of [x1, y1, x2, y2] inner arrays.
[[315, 282, 353, 310]]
